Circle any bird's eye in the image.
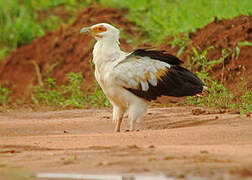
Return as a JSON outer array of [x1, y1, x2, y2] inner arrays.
[[94, 25, 106, 33]]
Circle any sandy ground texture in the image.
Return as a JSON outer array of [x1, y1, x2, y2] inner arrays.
[[0, 107, 252, 180]]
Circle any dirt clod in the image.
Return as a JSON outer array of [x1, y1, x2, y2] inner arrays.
[[148, 145, 155, 148], [200, 150, 209, 154], [127, 144, 139, 149], [192, 108, 206, 115]]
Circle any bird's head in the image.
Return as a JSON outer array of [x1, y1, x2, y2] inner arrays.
[[80, 23, 120, 42]]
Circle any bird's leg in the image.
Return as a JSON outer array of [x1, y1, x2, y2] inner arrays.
[[128, 101, 148, 132], [115, 116, 123, 132], [112, 106, 124, 132], [130, 119, 136, 131]]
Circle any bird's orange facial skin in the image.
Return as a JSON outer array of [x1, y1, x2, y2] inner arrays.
[[91, 25, 107, 38]]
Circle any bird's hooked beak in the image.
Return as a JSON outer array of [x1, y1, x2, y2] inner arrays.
[[80, 25, 106, 38], [80, 27, 91, 34]]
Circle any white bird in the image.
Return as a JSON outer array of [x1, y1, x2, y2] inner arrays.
[[80, 23, 205, 132]]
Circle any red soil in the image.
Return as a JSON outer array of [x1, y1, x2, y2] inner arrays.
[[187, 16, 252, 91]]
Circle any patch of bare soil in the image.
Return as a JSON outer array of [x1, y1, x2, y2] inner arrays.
[[0, 107, 252, 179]]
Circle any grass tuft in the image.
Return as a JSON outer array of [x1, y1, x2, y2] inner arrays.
[[0, 83, 12, 109], [31, 72, 110, 108], [186, 47, 252, 113]]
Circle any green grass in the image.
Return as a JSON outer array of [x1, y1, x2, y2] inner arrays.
[[87, 81, 111, 108], [0, 0, 90, 61], [32, 72, 85, 108], [0, 0, 43, 54], [31, 72, 110, 108], [186, 47, 252, 113], [99, 0, 252, 42], [235, 41, 252, 59], [0, 83, 12, 109]]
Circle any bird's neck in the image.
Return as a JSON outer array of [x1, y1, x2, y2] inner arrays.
[[93, 38, 122, 72]]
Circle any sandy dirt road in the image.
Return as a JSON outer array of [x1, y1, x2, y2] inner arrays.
[[0, 107, 252, 180]]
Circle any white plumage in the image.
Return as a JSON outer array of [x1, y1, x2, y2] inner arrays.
[[80, 23, 204, 132]]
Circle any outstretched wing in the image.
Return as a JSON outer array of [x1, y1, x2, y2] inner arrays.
[[113, 49, 204, 101]]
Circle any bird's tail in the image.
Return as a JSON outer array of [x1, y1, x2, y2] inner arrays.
[[195, 86, 210, 97]]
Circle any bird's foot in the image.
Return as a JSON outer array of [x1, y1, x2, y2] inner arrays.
[[124, 129, 139, 132], [114, 127, 120, 133]]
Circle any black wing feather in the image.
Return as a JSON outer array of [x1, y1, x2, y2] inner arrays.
[[126, 65, 204, 101], [129, 48, 183, 65]]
